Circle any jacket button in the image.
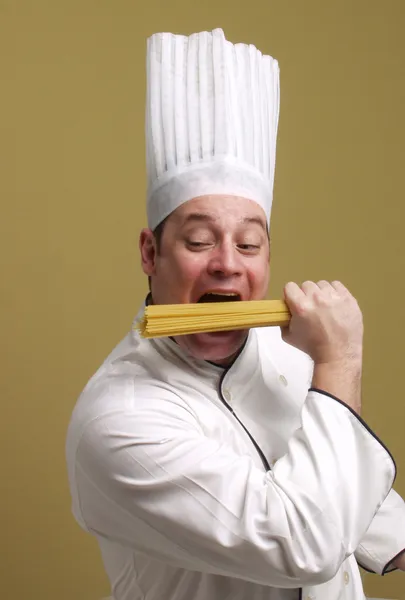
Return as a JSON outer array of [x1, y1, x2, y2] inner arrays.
[[344, 570, 350, 585], [279, 374, 288, 386]]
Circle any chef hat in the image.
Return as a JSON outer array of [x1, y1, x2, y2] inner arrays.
[[146, 28, 280, 231]]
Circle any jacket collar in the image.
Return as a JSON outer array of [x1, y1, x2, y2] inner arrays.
[[132, 298, 259, 383]]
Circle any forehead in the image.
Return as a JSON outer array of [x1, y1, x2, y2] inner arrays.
[[171, 195, 268, 227]]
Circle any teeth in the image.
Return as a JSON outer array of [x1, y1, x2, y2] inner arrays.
[[208, 292, 237, 296]]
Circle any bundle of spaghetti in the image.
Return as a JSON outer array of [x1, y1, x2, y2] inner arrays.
[[137, 300, 291, 338]]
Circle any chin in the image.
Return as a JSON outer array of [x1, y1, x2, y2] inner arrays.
[[175, 329, 248, 365]]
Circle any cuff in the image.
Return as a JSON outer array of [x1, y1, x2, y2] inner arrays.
[[309, 387, 397, 484], [383, 548, 405, 575]]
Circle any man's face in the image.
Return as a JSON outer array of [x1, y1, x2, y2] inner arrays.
[[139, 195, 270, 365]]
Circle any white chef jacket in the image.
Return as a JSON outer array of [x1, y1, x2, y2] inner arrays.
[[66, 310, 405, 600]]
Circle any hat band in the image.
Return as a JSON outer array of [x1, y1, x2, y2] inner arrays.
[[147, 158, 273, 231]]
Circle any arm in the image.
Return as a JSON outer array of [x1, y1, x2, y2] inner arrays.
[[355, 488, 405, 574], [288, 281, 405, 577], [393, 551, 405, 571], [282, 280, 404, 575], [73, 383, 395, 589]]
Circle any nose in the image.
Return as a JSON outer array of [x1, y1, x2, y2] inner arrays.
[[207, 241, 243, 278]]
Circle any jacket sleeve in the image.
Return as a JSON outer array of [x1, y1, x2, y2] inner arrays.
[[72, 387, 396, 589], [355, 487, 405, 575]]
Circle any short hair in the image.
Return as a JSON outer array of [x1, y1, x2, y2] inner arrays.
[[153, 216, 168, 254], [147, 217, 168, 291]]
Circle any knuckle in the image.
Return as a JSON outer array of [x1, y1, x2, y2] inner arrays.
[[313, 289, 330, 306], [296, 298, 311, 316]]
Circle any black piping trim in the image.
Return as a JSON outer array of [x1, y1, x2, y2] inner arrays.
[[206, 360, 226, 368], [218, 355, 302, 598], [357, 561, 377, 574], [359, 548, 405, 576], [309, 387, 397, 484], [382, 547, 405, 575], [218, 368, 271, 472]]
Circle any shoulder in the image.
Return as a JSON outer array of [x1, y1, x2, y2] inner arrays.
[[66, 368, 202, 490], [68, 369, 196, 444], [66, 331, 200, 459]]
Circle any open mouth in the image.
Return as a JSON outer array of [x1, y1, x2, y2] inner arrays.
[[197, 292, 241, 303]]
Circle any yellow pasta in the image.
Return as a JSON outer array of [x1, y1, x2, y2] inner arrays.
[[136, 300, 291, 338]]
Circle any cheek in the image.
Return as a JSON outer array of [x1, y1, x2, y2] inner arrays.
[[247, 258, 270, 291], [181, 254, 206, 276], [160, 251, 206, 285]]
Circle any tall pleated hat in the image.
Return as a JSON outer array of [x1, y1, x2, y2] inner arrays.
[[145, 28, 280, 231]]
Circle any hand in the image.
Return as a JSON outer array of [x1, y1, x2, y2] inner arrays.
[[392, 551, 405, 571], [282, 281, 363, 413], [282, 280, 363, 365]]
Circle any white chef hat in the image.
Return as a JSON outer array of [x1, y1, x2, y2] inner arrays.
[[146, 28, 280, 231]]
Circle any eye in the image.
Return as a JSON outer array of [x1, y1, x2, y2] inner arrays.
[[237, 244, 260, 252], [186, 240, 212, 249]]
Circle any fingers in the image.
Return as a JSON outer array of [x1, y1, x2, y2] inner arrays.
[[301, 281, 319, 295], [284, 282, 307, 310], [284, 282, 305, 302], [303, 280, 339, 299], [283, 282, 309, 316], [331, 280, 349, 294], [284, 280, 349, 315], [284, 280, 329, 299], [286, 280, 346, 295], [282, 279, 362, 365], [316, 280, 330, 290]]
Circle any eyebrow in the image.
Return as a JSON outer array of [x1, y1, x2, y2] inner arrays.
[[182, 212, 215, 224], [181, 213, 267, 231], [242, 216, 267, 231]]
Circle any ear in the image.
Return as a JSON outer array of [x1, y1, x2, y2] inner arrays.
[[139, 229, 157, 276]]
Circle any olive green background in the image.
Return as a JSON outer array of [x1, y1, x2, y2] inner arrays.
[[1, 1, 404, 598]]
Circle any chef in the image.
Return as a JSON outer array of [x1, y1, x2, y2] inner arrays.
[[66, 28, 405, 600]]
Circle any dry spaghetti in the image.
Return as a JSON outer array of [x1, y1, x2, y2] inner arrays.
[[136, 300, 291, 338]]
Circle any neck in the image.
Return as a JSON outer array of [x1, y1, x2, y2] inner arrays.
[[146, 293, 248, 368]]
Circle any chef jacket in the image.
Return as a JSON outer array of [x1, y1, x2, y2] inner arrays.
[[66, 312, 405, 600]]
